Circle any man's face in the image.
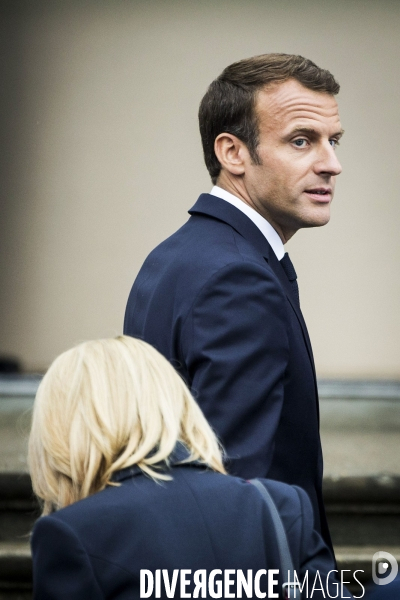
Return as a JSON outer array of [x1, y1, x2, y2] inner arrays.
[[243, 79, 343, 242]]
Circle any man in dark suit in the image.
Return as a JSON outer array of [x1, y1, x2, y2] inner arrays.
[[124, 53, 343, 551]]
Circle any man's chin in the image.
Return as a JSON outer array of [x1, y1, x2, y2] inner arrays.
[[302, 203, 331, 227], [301, 212, 331, 229]]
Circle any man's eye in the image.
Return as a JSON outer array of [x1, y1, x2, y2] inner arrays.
[[329, 139, 340, 148], [293, 139, 307, 148]]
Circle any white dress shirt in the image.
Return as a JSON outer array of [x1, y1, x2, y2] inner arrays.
[[210, 186, 285, 260]]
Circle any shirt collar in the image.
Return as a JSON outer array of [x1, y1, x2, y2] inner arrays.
[[210, 186, 285, 260]]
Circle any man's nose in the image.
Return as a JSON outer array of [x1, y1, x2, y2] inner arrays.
[[314, 142, 342, 176]]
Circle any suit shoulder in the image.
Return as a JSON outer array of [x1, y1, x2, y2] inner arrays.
[[253, 479, 307, 522], [125, 213, 286, 340], [31, 510, 85, 554], [129, 216, 280, 312], [140, 214, 268, 274], [33, 485, 123, 533]]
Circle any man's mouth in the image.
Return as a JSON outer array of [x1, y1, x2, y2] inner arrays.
[[304, 187, 332, 201], [305, 187, 331, 195]]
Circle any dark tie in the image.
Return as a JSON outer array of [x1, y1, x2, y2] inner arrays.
[[280, 252, 300, 307]]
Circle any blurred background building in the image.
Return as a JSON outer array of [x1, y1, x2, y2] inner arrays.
[[0, 1, 399, 597], [0, 0, 399, 377]]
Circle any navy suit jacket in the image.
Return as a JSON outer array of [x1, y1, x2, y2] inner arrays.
[[31, 453, 341, 599], [124, 194, 330, 549]]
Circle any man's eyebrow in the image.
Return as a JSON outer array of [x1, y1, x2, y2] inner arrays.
[[333, 128, 345, 139], [288, 126, 345, 138]]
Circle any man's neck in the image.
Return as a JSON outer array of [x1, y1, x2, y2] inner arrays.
[[209, 185, 285, 260], [215, 175, 251, 207]]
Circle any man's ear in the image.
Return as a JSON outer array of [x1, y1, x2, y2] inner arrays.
[[214, 133, 248, 176]]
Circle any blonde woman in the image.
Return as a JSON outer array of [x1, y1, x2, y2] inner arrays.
[[29, 336, 344, 599]]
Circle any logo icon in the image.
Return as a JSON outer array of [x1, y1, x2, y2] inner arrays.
[[372, 551, 398, 586]]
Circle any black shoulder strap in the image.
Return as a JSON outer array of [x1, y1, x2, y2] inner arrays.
[[249, 479, 299, 599]]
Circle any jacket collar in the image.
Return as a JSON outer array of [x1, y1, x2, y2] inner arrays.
[[188, 194, 273, 261], [110, 443, 205, 484]]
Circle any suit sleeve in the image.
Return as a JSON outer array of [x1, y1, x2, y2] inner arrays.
[[31, 515, 103, 600], [181, 261, 290, 477]]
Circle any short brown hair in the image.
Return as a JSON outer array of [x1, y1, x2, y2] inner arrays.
[[198, 53, 340, 184]]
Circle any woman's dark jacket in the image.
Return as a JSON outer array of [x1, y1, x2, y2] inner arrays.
[[31, 450, 345, 599]]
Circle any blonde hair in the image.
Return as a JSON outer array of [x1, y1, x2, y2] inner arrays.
[[28, 336, 225, 515]]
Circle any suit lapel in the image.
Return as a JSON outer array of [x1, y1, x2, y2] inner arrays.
[[189, 194, 317, 380], [267, 249, 317, 378]]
